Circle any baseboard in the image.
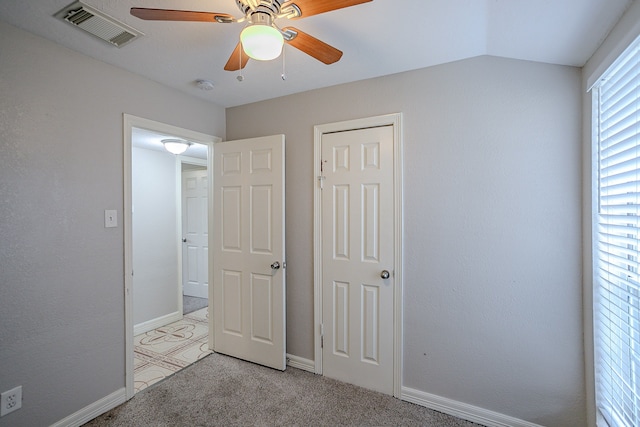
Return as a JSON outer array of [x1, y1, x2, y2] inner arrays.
[[183, 287, 208, 299], [401, 386, 543, 427], [51, 388, 126, 427], [286, 354, 315, 373], [134, 310, 182, 336]]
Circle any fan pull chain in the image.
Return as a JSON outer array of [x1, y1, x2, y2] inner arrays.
[[237, 43, 245, 82], [281, 46, 286, 81]]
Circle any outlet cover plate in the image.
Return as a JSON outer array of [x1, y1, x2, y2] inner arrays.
[[1, 385, 22, 416]]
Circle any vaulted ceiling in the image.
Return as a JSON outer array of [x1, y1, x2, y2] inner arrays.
[[0, 0, 633, 107]]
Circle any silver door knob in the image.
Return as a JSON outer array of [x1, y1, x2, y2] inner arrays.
[[182, 238, 187, 243], [271, 262, 281, 270], [380, 270, 390, 279]]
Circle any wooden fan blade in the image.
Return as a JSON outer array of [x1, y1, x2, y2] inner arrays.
[[224, 42, 250, 71], [283, 27, 343, 65], [130, 8, 235, 23], [282, 0, 372, 19]]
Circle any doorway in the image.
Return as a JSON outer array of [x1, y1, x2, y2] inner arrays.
[[123, 114, 220, 399], [313, 113, 403, 397]]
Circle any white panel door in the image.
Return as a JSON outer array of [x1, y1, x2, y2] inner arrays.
[[212, 135, 286, 370], [182, 169, 209, 299], [322, 126, 394, 394]]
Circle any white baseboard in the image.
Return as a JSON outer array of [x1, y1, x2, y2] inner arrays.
[[401, 386, 543, 427], [51, 388, 126, 427], [183, 286, 208, 299], [134, 310, 182, 336], [286, 354, 315, 373]]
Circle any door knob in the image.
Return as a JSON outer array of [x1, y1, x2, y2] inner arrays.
[[271, 262, 280, 270], [182, 238, 187, 243], [380, 270, 390, 279]]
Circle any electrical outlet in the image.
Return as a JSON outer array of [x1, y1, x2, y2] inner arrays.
[[1, 386, 22, 417]]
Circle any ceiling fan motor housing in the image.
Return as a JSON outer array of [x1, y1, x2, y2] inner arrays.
[[235, 0, 285, 17], [249, 10, 274, 26]]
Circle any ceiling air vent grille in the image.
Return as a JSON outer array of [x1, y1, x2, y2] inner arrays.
[[55, 1, 143, 47]]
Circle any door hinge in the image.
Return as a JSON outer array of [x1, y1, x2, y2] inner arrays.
[[320, 323, 324, 348], [318, 175, 325, 189]]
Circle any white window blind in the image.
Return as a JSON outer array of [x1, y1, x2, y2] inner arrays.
[[595, 35, 640, 427]]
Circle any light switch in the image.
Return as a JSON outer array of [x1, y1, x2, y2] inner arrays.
[[105, 210, 117, 228]]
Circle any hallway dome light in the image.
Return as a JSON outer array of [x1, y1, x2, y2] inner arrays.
[[162, 139, 192, 155]]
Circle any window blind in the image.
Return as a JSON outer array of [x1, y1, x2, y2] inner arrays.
[[595, 35, 640, 427]]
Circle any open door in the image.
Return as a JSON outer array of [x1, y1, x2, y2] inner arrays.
[[212, 135, 286, 370]]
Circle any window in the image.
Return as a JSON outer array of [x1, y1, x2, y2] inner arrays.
[[594, 35, 640, 427]]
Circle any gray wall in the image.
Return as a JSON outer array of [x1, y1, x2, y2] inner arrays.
[[0, 21, 225, 427], [226, 56, 584, 426], [132, 147, 180, 327], [0, 13, 588, 427]]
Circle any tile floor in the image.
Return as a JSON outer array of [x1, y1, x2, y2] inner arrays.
[[134, 307, 212, 393]]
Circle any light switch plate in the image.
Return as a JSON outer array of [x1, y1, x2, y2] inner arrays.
[[105, 210, 117, 228]]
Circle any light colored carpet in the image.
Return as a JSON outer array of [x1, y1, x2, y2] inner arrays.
[[183, 295, 208, 315], [85, 352, 481, 426]]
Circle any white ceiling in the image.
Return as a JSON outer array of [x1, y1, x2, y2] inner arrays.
[[0, 0, 633, 108]]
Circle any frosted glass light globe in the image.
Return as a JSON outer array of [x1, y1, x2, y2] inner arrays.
[[240, 25, 284, 61], [162, 139, 190, 155]]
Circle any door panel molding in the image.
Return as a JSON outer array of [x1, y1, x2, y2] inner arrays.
[[313, 113, 403, 397]]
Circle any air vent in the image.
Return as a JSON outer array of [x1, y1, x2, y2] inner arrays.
[[55, 1, 143, 47]]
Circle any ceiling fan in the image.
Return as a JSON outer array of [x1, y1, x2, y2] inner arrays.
[[130, 0, 372, 71]]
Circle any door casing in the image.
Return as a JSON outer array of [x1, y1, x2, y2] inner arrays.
[[123, 114, 220, 400], [313, 113, 404, 398]]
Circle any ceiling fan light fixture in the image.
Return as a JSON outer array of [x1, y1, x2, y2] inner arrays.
[[240, 24, 284, 61], [162, 139, 192, 155]]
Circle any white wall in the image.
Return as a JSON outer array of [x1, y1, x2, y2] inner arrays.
[[0, 21, 225, 427], [132, 147, 180, 326], [226, 55, 584, 426], [581, 2, 640, 427]]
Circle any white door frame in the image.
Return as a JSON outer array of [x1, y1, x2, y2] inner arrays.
[[123, 114, 221, 399], [313, 113, 404, 397]]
